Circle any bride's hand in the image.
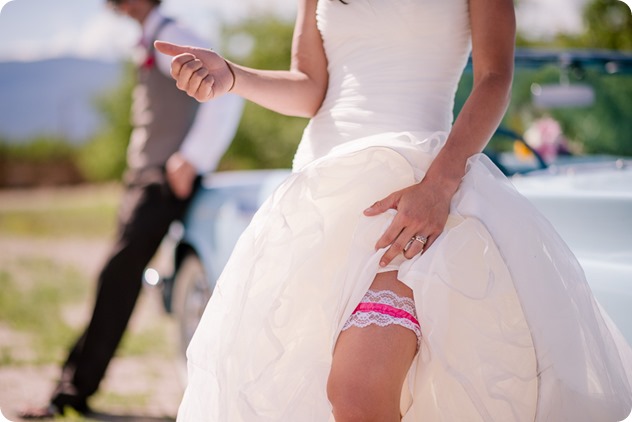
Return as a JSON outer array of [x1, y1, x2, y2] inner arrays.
[[364, 180, 452, 267], [154, 41, 235, 102]]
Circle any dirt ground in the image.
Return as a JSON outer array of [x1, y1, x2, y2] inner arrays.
[[0, 187, 186, 422]]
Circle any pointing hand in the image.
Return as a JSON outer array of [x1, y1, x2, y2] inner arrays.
[[154, 41, 235, 102]]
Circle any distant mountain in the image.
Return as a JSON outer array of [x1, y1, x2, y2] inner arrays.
[[0, 57, 124, 144]]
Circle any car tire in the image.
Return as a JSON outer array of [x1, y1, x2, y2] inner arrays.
[[172, 252, 213, 360]]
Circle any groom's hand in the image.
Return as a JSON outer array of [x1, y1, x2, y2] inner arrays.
[[155, 41, 234, 101], [166, 152, 196, 199]]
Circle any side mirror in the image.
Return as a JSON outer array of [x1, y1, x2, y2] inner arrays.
[[531, 83, 595, 108]]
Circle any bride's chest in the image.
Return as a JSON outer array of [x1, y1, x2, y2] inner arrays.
[[316, 0, 469, 42]]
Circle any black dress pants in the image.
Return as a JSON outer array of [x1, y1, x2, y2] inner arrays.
[[52, 176, 198, 409]]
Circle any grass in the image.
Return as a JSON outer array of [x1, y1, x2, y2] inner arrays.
[[0, 184, 120, 238], [0, 184, 175, 360], [119, 324, 174, 358], [0, 184, 180, 420], [0, 258, 88, 365], [0, 206, 117, 238], [90, 391, 150, 412]]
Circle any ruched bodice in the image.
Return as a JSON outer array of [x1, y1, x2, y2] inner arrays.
[[294, 0, 471, 169]]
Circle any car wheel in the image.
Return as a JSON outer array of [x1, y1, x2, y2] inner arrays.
[[172, 252, 213, 359]]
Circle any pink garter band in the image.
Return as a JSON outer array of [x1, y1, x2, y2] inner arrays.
[[342, 289, 422, 350]]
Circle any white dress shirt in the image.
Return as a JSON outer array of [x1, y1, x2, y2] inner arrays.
[[141, 8, 244, 174]]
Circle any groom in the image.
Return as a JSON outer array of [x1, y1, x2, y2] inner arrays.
[[19, 0, 243, 418]]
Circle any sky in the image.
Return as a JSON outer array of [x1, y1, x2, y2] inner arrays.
[[0, 0, 619, 63], [0, 0, 296, 62]]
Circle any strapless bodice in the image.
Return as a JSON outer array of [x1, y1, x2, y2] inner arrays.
[[293, 0, 471, 169]]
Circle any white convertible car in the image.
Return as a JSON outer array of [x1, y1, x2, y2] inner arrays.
[[155, 50, 632, 355], [512, 158, 632, 342]]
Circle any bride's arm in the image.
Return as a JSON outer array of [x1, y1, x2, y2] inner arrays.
[[424, 0, 516, 195], [365, 0, 516, 266], [155, 0, 328, 118]]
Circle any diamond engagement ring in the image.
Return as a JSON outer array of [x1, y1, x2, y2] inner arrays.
[[404, 234, 428, 252], [412, 235, 428, 245]]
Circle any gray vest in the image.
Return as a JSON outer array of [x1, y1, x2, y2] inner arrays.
[[127, 17, 200, 175]]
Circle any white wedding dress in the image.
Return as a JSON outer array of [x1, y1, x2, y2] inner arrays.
[[178, 0, 632, 420]]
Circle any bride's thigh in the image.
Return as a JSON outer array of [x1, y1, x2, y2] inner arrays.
[[327, 271, 417, 421]]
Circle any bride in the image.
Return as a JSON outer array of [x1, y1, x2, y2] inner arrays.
[[156, 0, 632, 420]]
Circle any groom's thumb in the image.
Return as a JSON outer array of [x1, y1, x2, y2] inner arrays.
[[154, 40, 196, 57]]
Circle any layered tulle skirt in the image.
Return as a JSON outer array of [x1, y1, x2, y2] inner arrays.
[[178, 132, 632, 421]]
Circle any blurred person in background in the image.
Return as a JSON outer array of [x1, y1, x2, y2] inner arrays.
[[524, 115, 572, 163], [18, 0, 243, 418]]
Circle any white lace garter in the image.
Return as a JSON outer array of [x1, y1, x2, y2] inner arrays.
[[342, 289, 422, 349]]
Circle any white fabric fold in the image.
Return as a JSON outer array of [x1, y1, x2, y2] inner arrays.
[[180, 135, 632, 421]]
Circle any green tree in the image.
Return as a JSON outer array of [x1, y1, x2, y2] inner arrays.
[[580, 0, 632, 50], [77, 62, 135, 182], [509, 0, 632, 156], [517, 0, 632, 50], [218, 16, 308, 170], [80, 16, 303, 178], [551, 70, 632, 155]]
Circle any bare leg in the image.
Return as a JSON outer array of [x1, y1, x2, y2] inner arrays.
[[327, 271, 418, 422]]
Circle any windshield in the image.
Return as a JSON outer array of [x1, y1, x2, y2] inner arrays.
[[454, 49, 632, 175]]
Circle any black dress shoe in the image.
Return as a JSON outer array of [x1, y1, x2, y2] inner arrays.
[[18, 404, 62, 420], [18, 395, 91, 420], [51, 393, 91, 415]]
